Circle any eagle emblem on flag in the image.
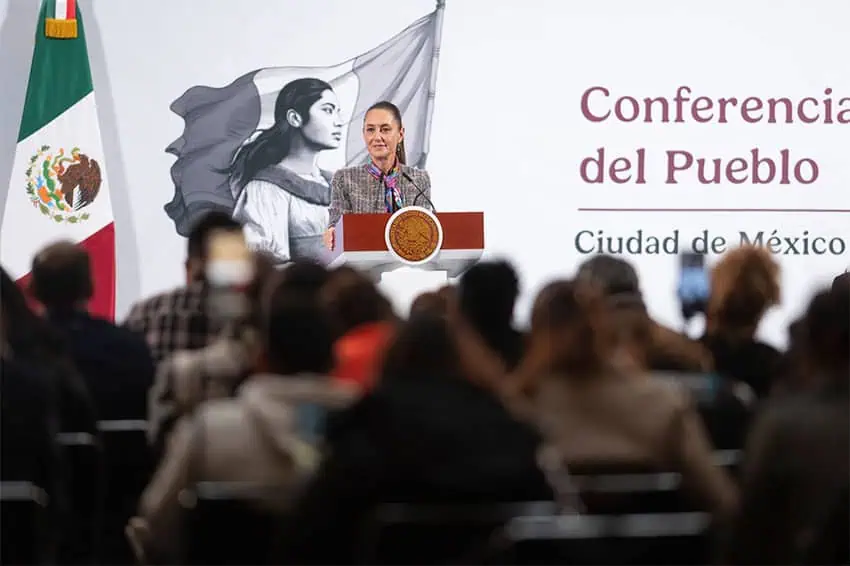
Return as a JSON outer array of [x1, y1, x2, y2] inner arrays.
[[25, 145, 101, 223]]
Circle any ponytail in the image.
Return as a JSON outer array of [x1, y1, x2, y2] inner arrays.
[[396, 138, 407, 165], [228, 127, 291, 192]]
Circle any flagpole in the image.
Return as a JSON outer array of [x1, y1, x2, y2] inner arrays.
[[418, 0, 445, 167]]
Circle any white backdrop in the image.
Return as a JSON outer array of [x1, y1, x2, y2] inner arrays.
[[1, 0, 848, 346]]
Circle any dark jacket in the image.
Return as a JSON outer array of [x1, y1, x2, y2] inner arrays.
[[280, 370, 553, 563], [48, 311, 154, 422], [701, 334, 783, 398], [1, 355, 65, 564], [48, 310, 156, 563], [722, 382, 849, 564]]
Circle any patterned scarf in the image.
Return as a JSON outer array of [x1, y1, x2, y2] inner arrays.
[[365, 159, 403, 213]]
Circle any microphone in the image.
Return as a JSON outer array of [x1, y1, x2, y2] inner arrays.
[[402, 171, 437, 212]]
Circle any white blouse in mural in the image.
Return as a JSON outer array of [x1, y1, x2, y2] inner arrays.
[[232, 174, 329, 264]]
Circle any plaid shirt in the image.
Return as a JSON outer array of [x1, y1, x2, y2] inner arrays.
[[328, 163, 432, 227], [123, 282, 226, 455], [123, 281, 219, 366]]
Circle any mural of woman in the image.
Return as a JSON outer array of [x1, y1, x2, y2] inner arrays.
[[228, 78, 343, 265]]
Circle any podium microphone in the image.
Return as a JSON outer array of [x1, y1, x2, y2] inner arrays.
[[402, 171, 437, 212]]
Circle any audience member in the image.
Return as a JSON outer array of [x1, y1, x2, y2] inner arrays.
[[147, 251, 276, 452], [123, 211, 244, 365], [128, 284, 354, 564], [2, 266, 99, 563], [1, 268, 64, 565], [278, 259, 332, 295], [6, 231, 849, 565], [280, 312, 553, 563], [576, 254, 712, 372], [409, 285, 454, 318], [513, 279, 738, 516], [457, 260, 525, 370], [322, 266, 395, 390], [30, 242, 157, 562], [723, 283, 849, 564], [702, 245, 782, 398], [1, 267, 97, 436], [31, 241, 155, 426]]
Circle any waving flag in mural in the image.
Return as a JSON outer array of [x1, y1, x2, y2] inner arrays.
[[164, 1, 446, 237]]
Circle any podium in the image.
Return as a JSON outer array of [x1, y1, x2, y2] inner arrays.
[[325, 209, 484, 314]]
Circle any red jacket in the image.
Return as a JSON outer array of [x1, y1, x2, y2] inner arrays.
[[332, 322, 395, 390]]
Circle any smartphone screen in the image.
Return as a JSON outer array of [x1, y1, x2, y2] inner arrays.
[[678, 252, 710, 317]]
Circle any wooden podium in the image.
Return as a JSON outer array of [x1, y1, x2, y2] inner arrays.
[[324, 210, 484, 313]]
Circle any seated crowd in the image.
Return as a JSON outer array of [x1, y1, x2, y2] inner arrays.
[[1, 212, 847, 565]]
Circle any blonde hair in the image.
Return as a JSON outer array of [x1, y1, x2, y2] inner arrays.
[[707, 245, 780, 337]]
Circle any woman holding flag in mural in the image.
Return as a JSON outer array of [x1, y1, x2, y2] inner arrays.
[[229, 78, 344, 265]]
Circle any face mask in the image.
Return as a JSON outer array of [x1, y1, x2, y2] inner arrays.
[[205, 259, 254, 288]]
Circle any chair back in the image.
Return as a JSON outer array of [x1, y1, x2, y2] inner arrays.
[[656, 372, 755, 451], [56, 431, 103, 563], [98, 420, 153, 505], [97, 420, 154, 563], [181, 482, 287, 565], [1, 482, 51, 565], [360, 501, 557, 564], [505, 511, 712, 565], [568, 462, 687, 515]]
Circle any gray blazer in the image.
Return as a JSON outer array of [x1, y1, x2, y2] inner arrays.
[[328, 163, 432, 228]]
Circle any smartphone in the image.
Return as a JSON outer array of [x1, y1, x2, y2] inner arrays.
[[678, 252, 710, 319]]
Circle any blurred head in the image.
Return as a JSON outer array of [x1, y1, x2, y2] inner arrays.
[[574, 255, 650, 369], [260, 284, 335, 376], [363, 101, 406, 165], [576, 254, 641, 298], [29, 241, 93, 312], [0, 267, 26, 350], [575, 254, 710, 373], [410, 285, 456, 320], [458, 260, 519, 327], [833, 271, 850, 293], [186, 211, 244, 283], [380, 313, 462, 380], [707, 245, 780, 338], [278, 259, 330, 296], [1, 266, 63, 362], [605, 294, 653, 372], [410, 290, 451, 318], [205, 229, 254, 288], [321, 266, 392, 337], [801, 284, 849, 380], [520, 279, 609, 382]]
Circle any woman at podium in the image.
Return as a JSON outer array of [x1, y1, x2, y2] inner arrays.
[[324, 101, 432, 250]]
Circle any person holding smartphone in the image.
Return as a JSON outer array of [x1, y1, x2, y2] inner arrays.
[[700, 245, 782, 399]]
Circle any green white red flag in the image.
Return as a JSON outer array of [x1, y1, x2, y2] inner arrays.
[[0, 0, 115, 319]]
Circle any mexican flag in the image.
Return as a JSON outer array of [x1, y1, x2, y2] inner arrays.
[[0, 0, 115, 320]]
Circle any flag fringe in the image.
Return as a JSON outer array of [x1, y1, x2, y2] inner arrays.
[[45, 18, 78, 39]]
